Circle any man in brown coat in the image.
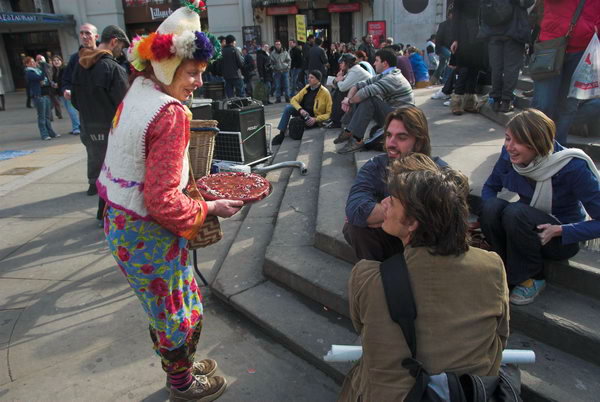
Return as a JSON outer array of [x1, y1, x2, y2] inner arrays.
[[338, 158, 509, 401]]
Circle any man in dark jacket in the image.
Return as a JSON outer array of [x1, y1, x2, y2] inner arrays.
[[289, 39, 303, 94], [358, 34, 376, 64], [221, 35, 245, 98], [479, 0, 534, 113], [256, 44, 273, 104], [302, 35, 315, 85], [72, 25, 129, 222], [62, 22, 98, 135], [307, 37, 328, 81]]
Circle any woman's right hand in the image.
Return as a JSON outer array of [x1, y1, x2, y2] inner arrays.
[[207, 199, 244, 218]]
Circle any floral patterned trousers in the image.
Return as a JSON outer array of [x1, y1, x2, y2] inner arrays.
[[105, 206, 204, 374]]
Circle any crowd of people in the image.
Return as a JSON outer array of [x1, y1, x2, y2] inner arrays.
[[7, 0, 599, 400]]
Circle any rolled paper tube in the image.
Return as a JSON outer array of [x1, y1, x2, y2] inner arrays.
[[323, 345, 535, 365]]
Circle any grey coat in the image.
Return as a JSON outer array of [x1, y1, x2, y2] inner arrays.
[[270, 49, 291, 72]]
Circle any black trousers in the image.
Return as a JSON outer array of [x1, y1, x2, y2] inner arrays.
[[488, 38, 525, 102], [343, 222, 404, 262], [80, 132, 108, 185], [330, 88, 348, 126], [479, 198, 579, 285], [454, 66, 479, 95]]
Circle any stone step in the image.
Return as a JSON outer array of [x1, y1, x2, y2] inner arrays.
[[217, 276, 600, 402], [510, 284, 600, 367]]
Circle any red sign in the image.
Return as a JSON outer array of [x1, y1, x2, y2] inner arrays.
[[266, 5, 299, 15], [367, 20, 386, 49], [327, 3, 361, 13]]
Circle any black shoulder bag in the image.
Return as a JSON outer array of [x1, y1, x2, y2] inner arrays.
[[380, 253, 522, 402], [529, 0, 586, 81]]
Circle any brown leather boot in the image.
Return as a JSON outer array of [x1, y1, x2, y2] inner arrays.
[[450, 94, 464, 115]]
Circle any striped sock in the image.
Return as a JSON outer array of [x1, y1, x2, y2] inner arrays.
[[169, 369, 193, 391]]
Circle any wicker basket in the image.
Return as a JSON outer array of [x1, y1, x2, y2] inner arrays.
[[187, 119, 223, 249], [189, 119, 219, 177]]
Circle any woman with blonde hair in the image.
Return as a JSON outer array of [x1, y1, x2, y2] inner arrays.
[[480, 109, 600, 305], [98, 2, 242, 400]]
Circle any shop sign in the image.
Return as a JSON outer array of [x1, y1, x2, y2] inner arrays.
[[295, 14, 307, 42], [0, 12, 73, 25], [266, 5, 299, 15], [327, 3, 361, 13], [366, 20, 386, 48], [123, 1, 175, 24]]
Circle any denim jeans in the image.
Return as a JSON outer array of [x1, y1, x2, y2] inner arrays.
[[531, 51, 600, 145], [290, 68, 302, 94], [273, 71, 290, 99], [33, 96, 57, 139], [224, 77, 245, 98], [479, 198, 579, 285], [277, 104, 301, 131], [431, 46, 451, 84], [62, 97, 81, 133]]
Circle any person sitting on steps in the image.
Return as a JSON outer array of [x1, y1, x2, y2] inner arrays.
[[335, 49, 414, 154], [344, 106, 448, 262], [271, 70, 332, 145]]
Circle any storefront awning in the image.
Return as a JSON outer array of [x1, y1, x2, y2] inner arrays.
[[0, 12, 75, 32], [251, 0, 296, 8]]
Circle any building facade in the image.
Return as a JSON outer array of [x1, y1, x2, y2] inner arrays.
[[0, 0, 447, 92]]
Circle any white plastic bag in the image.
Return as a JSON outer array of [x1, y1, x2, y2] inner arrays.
[[568, 33, 600, 100]]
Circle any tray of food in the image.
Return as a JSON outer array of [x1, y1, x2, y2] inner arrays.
[[196, 172, 272, 204]]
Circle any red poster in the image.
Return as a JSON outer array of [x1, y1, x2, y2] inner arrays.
[[366, 21, 386, 49], [327, 3, 361, 13]]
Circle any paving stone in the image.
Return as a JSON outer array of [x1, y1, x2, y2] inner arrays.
[[0, 217, 59, 262]]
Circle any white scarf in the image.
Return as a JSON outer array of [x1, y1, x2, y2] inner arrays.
[[512, 148, 600, 214]]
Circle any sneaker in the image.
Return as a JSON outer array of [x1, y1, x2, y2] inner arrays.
[[72, 130, 80, 135], [510, 279, 546, 305], [170, 374, 227, 402], [43, 137, 52, 141], [443, 100, 450, 106], [271, 132, 285, 146], [275, 97, 282, 103], [333, 131, 352, 144], [87, 183, 98, 196], [337, 137, 364, 154], [431, 90, 450, 100], [165, 359, 218, 391]]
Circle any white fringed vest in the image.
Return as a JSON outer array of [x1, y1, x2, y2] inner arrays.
[[98, 77, 189, 218]]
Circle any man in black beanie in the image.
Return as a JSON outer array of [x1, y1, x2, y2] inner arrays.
[[272, 69, 332, 145]]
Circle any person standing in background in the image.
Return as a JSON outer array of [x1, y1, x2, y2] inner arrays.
[[270, 39, 291, 103], [289, 39, 303, 95], [0, 65, 5, 111]]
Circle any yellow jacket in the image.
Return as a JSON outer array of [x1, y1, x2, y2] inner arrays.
[[290, 84, 332, 123]]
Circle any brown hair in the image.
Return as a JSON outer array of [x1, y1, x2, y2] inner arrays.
[[389, 152, 439, 174], [506, 109, 555, 156], [23, 56, 34, 66], [387, 166, 470, 256], [383, 106, 432, 156], [355, 50, 367, 60]]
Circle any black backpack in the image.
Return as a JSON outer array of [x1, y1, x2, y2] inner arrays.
[[288, 116, 305, 140], [380, 253, 522, 402], [480, 0, 513, 27]]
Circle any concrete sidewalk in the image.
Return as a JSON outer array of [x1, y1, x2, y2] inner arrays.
[[0, 93, 339, 401]]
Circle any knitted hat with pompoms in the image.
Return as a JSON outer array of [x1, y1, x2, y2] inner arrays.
[[127, 0, 221, 85]]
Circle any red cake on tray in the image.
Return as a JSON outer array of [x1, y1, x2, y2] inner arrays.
[[196, 172, 271, 203]]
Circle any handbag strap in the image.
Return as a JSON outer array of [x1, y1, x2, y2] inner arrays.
[[566, 0, 587, 38], [380, 252, 418, 358]]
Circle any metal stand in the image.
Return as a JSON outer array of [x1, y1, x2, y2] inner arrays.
[[192, 249, 209, 287]]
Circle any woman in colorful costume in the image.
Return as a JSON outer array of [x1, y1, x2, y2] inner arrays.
[[97, 2, 242, 401]]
